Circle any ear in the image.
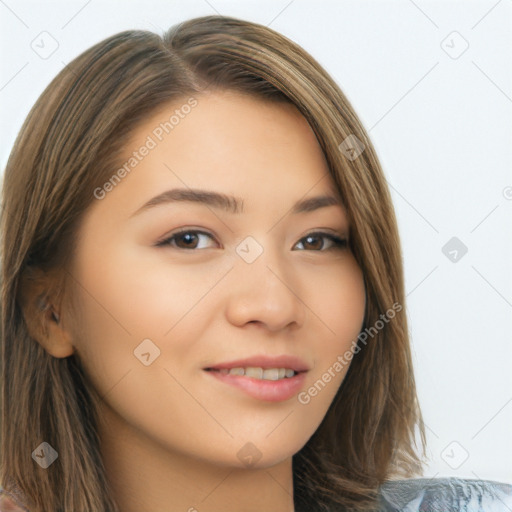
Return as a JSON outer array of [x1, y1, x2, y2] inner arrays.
[[18, 266, 75, 358]]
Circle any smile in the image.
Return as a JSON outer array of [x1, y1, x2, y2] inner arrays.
[[206, 367, 297, 380]]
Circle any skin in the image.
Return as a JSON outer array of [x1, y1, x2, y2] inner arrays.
[[39, 90, 366, 512]]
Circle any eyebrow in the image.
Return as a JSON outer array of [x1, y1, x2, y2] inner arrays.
[[129, 188, 344, 218]]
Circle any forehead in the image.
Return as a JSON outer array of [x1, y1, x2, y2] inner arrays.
[[91, 90, 344, 220], [140, 91, 331, 172]]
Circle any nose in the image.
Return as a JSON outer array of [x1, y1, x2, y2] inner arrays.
[[224, 248, 306, 332]]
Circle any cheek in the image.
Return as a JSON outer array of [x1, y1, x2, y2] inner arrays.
[[297, 255, 365, 409], [67, 237, 228, 391], [312, 254, 366, 349], [71, 232, 222, 338]]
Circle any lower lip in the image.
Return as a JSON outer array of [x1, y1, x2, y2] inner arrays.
[[205, 370, 307, 402]]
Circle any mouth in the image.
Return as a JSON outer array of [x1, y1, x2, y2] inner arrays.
[[203, 355, 310, 402], [204, 367, 301, 380]]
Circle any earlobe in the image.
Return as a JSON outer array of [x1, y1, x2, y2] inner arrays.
[[18, 266, 75, 358]]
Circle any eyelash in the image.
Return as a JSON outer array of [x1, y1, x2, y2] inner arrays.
[[155, 229, 348, 252]]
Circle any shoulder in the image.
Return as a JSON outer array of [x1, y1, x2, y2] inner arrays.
[[0, 486, 30, 512], [377, 477, 512, 511]]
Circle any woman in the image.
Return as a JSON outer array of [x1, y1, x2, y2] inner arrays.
[[1, 14, 510, 512]]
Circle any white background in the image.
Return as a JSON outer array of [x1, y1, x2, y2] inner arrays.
[[1, 0, 511, 484]]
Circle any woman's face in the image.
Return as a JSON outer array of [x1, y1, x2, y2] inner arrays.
[[68, 90, 366, 469]]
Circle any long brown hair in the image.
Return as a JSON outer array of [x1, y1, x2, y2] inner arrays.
[[0, 15, 426, 512]]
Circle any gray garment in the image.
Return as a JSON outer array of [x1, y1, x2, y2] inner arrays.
[[2, 477, 512, 511], [378, 477, 512, 511]]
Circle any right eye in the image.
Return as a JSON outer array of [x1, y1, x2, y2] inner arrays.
[[155, 229, 218, 250]]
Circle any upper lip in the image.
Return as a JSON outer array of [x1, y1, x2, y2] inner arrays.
[[204, 355, 310, 372]]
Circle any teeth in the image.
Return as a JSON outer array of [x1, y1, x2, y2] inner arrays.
[[262, 368, 279, 380], [220, 367, 297, 380], [244, 367, 263, 379]]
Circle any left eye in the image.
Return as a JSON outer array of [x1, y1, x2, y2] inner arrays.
[[293, 232, 348, 251], [156, 230, 348, 251]]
